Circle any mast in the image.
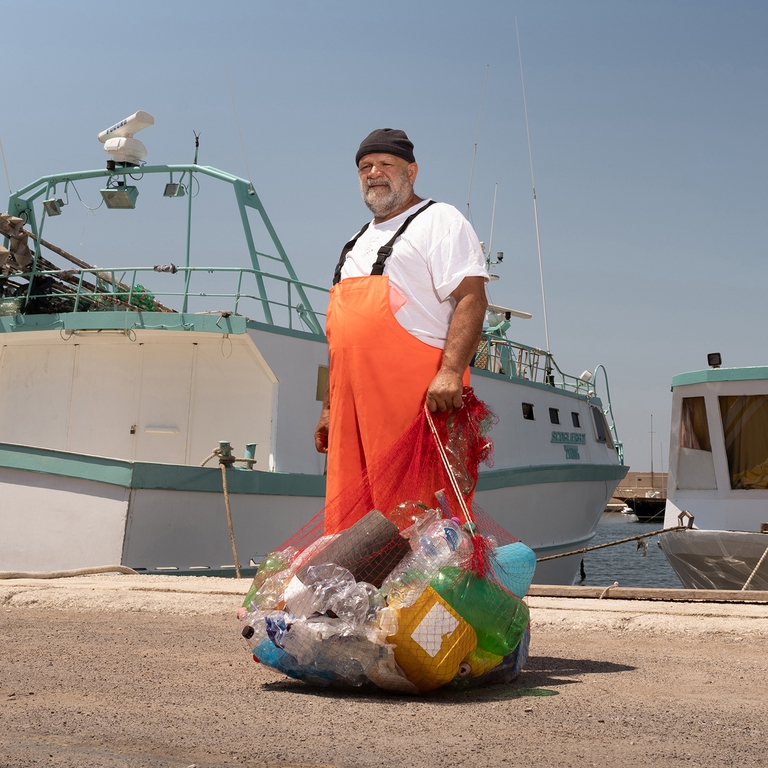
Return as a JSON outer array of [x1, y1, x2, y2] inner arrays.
[[515, 17, 551, 356]]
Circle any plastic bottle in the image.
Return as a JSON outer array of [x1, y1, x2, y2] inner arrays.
[[252, 637, 338, 686], [429, 567, 529, 657], [242, 546, 298, 611], [238, 607, 271, 651], [458, 647, 504, 677], [262, 614, 395, 688], [267, 614, 328, 665], [382, 519, 473, 608], [282, 564, 376, 629], [311, 634, 386, 687]]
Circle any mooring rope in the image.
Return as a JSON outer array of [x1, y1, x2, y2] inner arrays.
[[742, 544, 768, 591], [200, 447, 252, 579], [536, 525, 688, 562], [0, 565, 139, 579], [219, 461, 241, 579]]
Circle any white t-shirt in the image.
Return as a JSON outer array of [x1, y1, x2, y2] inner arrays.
[[339, 200, 488, 348]]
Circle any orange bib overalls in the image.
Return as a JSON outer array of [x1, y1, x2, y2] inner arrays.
[[324, 204, 470, 533]]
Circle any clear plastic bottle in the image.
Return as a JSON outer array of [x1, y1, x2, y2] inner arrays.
[[282, 564, 376, 629], [311, 634, 385, 687], [242, 546, 299, 611], [382, 518, 473, 608]]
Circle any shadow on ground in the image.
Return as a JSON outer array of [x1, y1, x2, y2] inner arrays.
[[259, 653, 635, 703]]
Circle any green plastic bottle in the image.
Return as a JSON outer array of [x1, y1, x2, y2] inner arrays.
[[429, 567, 529, 657], [242, 547, 297, 609]]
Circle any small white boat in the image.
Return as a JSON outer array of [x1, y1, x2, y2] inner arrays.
[[602, 505, 638, 524], [0, 114, 627, 583], [659, 358, 768, 590]]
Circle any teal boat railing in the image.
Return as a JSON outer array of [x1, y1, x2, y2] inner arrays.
[[474, 333, 624, 464], [1, 163, 326, 335], [0, 263, 328, 334]]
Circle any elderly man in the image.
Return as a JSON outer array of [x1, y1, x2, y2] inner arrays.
[[314, 128, 488, 527]]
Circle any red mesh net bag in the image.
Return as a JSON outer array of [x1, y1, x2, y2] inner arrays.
[[239, 387, 535, 693]]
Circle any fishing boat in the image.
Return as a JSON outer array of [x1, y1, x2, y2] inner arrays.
[[659, 356, 768, 590], [0, 113, 627, 584]]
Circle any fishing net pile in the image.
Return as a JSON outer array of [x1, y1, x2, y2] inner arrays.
[[238, 388, 536, 693]]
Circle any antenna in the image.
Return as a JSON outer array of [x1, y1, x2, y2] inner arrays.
[[486, 182, 498, 270], [466, 64, 489, 222], [515, 17, 551, 355], [225, 66, 254, 189]]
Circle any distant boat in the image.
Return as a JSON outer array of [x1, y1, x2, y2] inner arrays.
[[658, 359, 768, 590], [602, 504, 638, 524], [620, 492, 666, 522]]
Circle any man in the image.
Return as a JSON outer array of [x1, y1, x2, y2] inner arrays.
[[314, 128, 488, 530]]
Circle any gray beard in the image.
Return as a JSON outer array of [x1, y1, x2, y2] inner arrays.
[[361, 178, 412, 219]]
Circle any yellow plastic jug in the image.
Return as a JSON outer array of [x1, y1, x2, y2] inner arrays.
[[388, 586, 477, 693]]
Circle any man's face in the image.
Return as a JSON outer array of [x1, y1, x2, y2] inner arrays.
[[358, 153, 418, 220]]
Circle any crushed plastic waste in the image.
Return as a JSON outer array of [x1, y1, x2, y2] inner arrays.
[[239, 501, 537, 694], [238, 389, 536, 694]]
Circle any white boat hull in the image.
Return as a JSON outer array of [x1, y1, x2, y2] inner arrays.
[[658, 529, 768, 591], [0, 316, 626, 584]]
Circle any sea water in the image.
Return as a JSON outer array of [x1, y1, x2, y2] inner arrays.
[[577, 520, 683, 589]]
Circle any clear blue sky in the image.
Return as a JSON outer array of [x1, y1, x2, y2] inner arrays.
[[2, 0, 767, 472]]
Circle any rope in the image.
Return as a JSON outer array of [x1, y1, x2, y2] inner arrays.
[[536, 525, 687, 562], [742, 544, 768, 591], [201, 446, 257, 578], [200, 449, 254, 468], [0, 565, 138, 579], [424, 405, 476, 532], [599, 581, 619, 599], [220, 463, 242, 579]]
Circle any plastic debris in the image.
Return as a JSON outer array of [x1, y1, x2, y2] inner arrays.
[[239, 388, 534, 694]]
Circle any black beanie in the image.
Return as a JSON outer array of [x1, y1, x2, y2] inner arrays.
[[355, 128, 415, 167]]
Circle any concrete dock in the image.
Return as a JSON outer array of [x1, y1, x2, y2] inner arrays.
[[2, 574, 767, 767]]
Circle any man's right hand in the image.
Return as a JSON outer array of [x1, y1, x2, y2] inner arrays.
[[314, 409, 330, 453]]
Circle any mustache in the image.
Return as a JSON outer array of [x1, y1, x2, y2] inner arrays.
[[366, 180, 391, 188]]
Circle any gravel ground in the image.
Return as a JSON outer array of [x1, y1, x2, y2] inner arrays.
[[1, 575, 767, 768]]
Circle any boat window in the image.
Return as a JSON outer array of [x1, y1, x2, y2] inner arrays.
[[549, 408, 560, 424], [571, 412, 581, 428], [590, 405, 614, 449], [522, 403, 535, 421], [719, 395, 768, 489], [680, 397, 711, 451]]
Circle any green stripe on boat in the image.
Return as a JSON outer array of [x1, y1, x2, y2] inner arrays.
[[477, 463, 628, 490], [1, 442, 625, 495], [671, 366, 768, 387]]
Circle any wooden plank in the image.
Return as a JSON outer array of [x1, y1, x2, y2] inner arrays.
[[527, 584, 768, 603]]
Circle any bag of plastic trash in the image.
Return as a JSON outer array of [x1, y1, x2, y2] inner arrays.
[[239, 387, 536, 693]]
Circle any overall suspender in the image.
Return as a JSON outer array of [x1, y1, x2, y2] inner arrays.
[[332, 200, 437, 286]]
